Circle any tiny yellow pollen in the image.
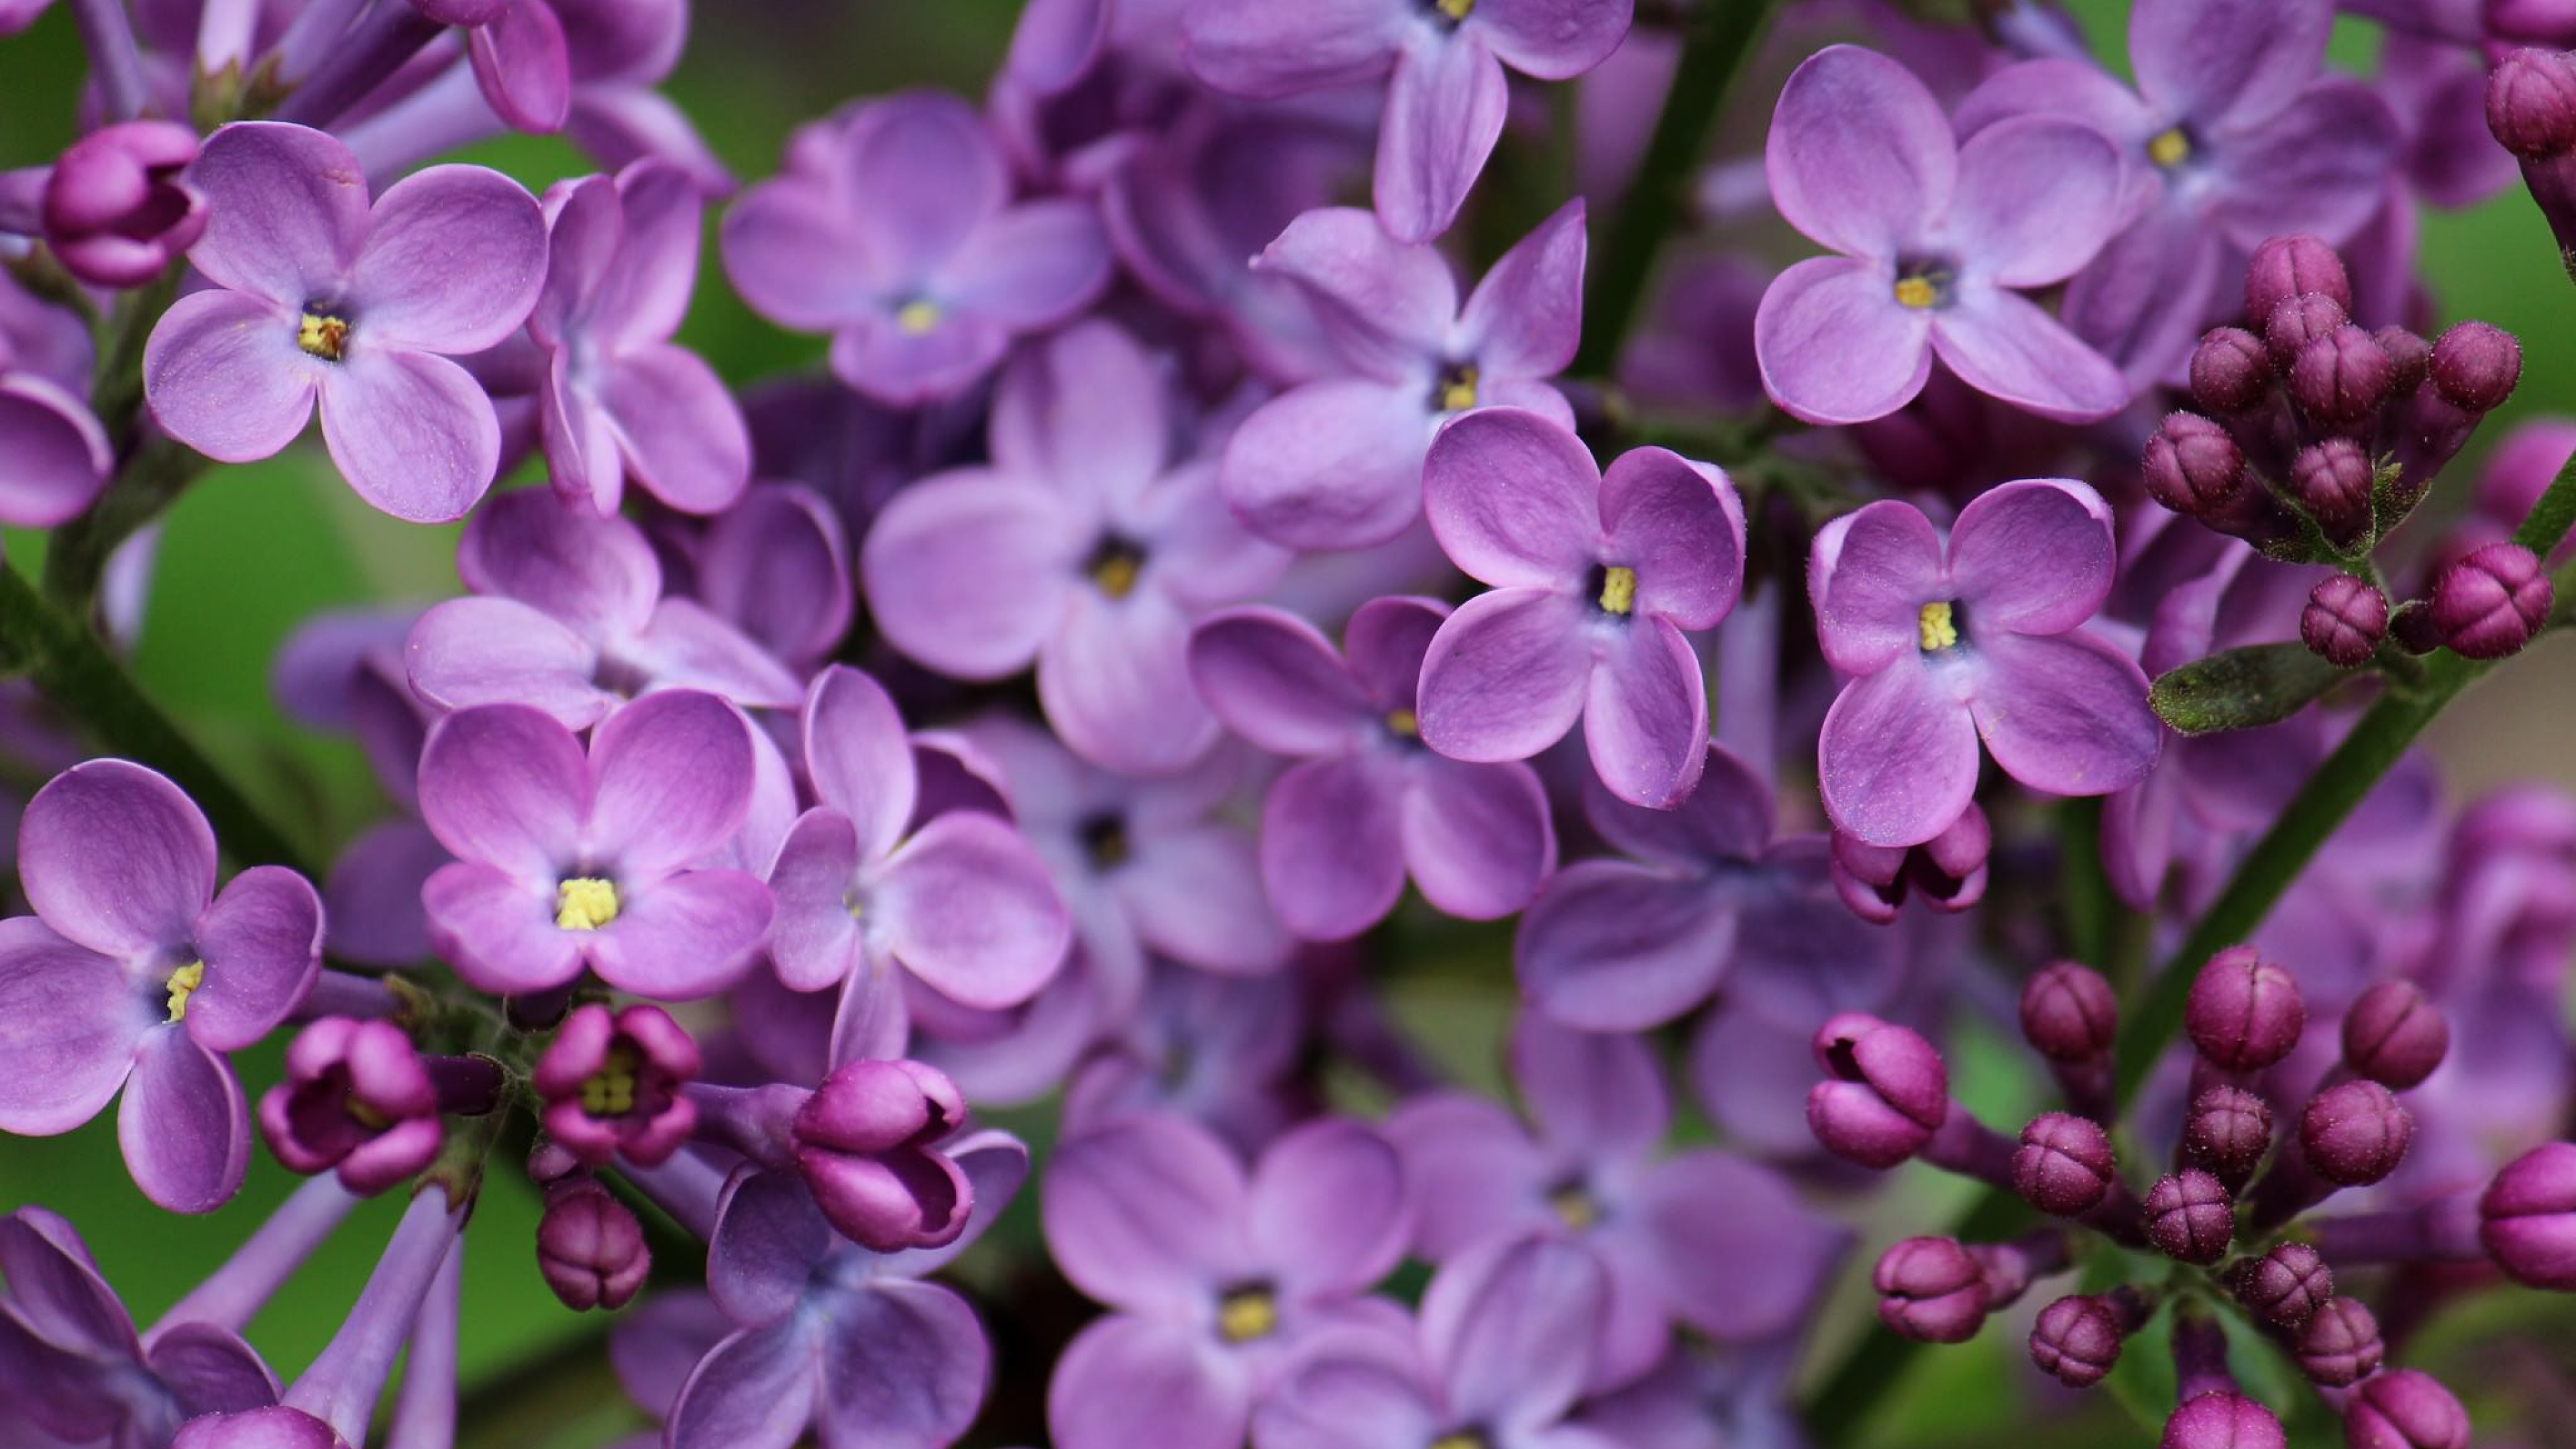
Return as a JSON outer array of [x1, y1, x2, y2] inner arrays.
[[1892, 276, 1939, 311], [581, 1044, 639, 1116], [163, 961, 206, 1024], [896, 299, 941, 335], [555, 877, 621, 932], [1091, 549, 1142, 600], [1438, 363, 1480, 412], [1216, 1285, 1279, 1344], [347, 1097, 391, 1131], [1548, 1181, 1599, 1232], [1918, 600, 1960, 652], [1386, 707, 1419, 739], [1430, 1433, 1491, 1449], [1598, 565, 1638, 616], [1436, 0, 1475, 18], [2147, 127, 2191, 168], [297, 312, 351, 361]]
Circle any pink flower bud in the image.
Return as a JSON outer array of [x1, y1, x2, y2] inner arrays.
[[2189, 327, 2275, 414], [2245, 235, 2351, 323], [2014, 1112, 2116, 1216], [2302, 576, 2389, 669], [2480, 1140, 2576, 1290], [2430, 541, 2551, 660], [2299, 1080, 2413, 1187], [2186, 946, 2306, 1071], [2145, 1170, 2235, 1264], [536, 1179, 649, 1311], [2340, 981, 2450, 1089], [2296, 1297, 2385, 1385], [1872, 1236, 1988, 1343]]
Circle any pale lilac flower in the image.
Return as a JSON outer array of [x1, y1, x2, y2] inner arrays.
[[142, 121, 545, 521], [1182, 0, 1631, 241], [0, 761, 323, 1212], [1811, 478, 2159, 848], [1219, 200, 1585, 550], [1756, 45, 2129, 425], [1415, 409, 1745, 808]]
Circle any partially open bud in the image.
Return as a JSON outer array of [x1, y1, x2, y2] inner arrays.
[[2190, 327, 2275, 414], [2479, 1140, 2576, 1289], [2145, 1170, 2235, 1264], [2296, 1297, 2385, 1385], [2289, 438, 2375, 547], [2430, 541, 2551, 660], [2428, 321, 2522, 413], [2144, 413, 2247, 516], [2487, 46, 2576, 158], [2186, 946, 2306, 1070], [2265, 292, 2349, 370], [1829, 805, 1990, 924], [258, 1019, 498, 1196], [2341, 981, 2450, 1089], [1807, 1014, 1949, 1169], [41, 121, 207, 288], [2161, 1391, 2287, 1449], [532, 1002, 702, 1168], [2227, 1242, 2332, 1327], [792, 1058, 974, 1251], [1873, 1236, 1989, 1343], [2184, 1086, 2275, 1188], [2343, 1369, 2470, 1449], [2290, 327, 2392, 431], [2029, 1293, 2131, 1388], [537, 1179, 650, 1311], [2302, 576, 2390, 669], [2300, 1079, 2413, 1186], [2015, 1112, 2118, 1216]]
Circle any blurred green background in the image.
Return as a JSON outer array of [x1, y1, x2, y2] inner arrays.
[[0, 1, 2571, 1445]]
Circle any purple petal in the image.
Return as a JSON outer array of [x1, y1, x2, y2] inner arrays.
[[1765, 46, 1953, 258], [1818, 661, 1980, 849], [1426, 1236, 1607, 1426], [1515, 861, 1736, 1030], [186, 865, 323, 1053], [1048, 1315, 1249, 1449], [142, 290, 318, 464], [842, 93, 1009, 285], [455, 486, 659, 638], [698, 485, 851, 666], [21, 759, 214, 958], [1416, 588, 1592, 764], [1181, 0, 1404, 97], [708, 1167, 834, 1324], [468, 0, 572, 131], [1402, 756, 1554, 920], [1947, 478, 2116, 635], [1752, 255, 1932, 426], [814, 1279, 988, 1449], [875, 812, 1069, 1009], [940, 199, 1112, 327], [802, 666, 918, 865], [591, 158, 704, 352], [626, 600, 806, 711], [1513, 1015, 1670, 1163], [589, 869, 771, 999], [586, 688, 755, 874], [403, 596, 610, 729], [1967, 631, 2161, 799], [1949, 117, 2124, 286], [118, 1028, 248, 1214], [2131, 0, 2329, 131], [1374, 33, 1509, 243], [1598, 447, 1743, 629], [1422, 408, 1600, 588], [1116, 824, 1292, 975], [1043, 1116, 1249, 1315], [828, 309, 1013, 407], [1927, 286, 2129, 424], [2059, 204, 2225, 388], [1187, 608, 1371, 758], [1345, 596, 1448, 714], [861, 472, 1076, 678], [2204, 78, 2404, 250], [719, 178, 873, 330], [1583, 614, 1709, 809], [0, 374, 111, 527], [417, 702, 586, 878], [1006, 0, 1109, 93], [612, 1292, 731, 1421], [1250, 1118, 1409, 1301], [1387, 1093, 1548, 1258], [315, 350, 501, 523], [765, 809, 863, 993], [0, 1209, 134, 1358], [0, 921, 140, 1135], [666, 1320, 819, 1449], [1635, 1152, 1845, 1342], [348, 164, 546, 352], [146, 1322, 280, 1417], [323, 820, 447, 969], [1218, 379, 1434, 552], [1471, 0, 1632, 78], [603, 343, 751, 514], [1255, 1353, 1434, 1449], [988, 319, 1168, 516], [1252, 207, 1455, 376], [1262, 756, 1409, 941], [422, 861, 582, 995], [1037, 592, 1220, 777], [183, 122, 370, 307], [1584, 742, 1773, 865], [1810, 499, 1946, 676]]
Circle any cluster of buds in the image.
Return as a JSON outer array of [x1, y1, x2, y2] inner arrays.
[[1807, 949, 2576, 1447]]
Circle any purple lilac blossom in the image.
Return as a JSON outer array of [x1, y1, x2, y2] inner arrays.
[[0, 316, 112, 529]]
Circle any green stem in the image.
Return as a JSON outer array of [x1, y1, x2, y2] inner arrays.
[[1568, 0, 1780, 379], [0, 559, 313, 873], [43, 438, 205, 612], [2058, 796, 2112, 966]]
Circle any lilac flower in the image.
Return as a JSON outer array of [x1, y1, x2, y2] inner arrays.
[[0, 760, 322, 1212], [417, 690, 773, 1000], [1181, 0, 1631, 241], [1390, 1017, 1846, 1387], [1415, 408, 1745, 808], [1219, 200, 1585, 550], [1062, 961, 1310, 1154], [1187, 596, 1555, 940], [663, 1136, 1026, 1449], [1810, 478, 2158, 848], [257, 1017, 476, 1195], [532, 158, 749, 515], [142, 121, 545, 521], [1043, 1112, 1411, 1449], [862, 321, 1289, 776], [405, 487, 803, 729], [1249, 1236, 1613, 1449], [1756, 45, 2129, 425], [720, 89, 1111, 406], [41, 119, 206, 287], [531, 1002, 700, 1167]]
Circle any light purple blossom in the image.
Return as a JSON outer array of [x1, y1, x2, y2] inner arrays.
[[142, 121, 545, 521]]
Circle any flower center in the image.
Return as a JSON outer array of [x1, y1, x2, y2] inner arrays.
[[1216, 1283, 1279, 1343], [1435, 0, 1474, 17], [555, 876, 621, 931], [1548, 1179, 1600, 1232], [581, 1044, 639, 1116], [1597, 565, 1638, 616], [1430, 1433, 1493, 1449], [1385, 707, 1419, 738], [1079, 812, 1130, 871], [1891, 255, 1956, 311], [895, 299, 941, 335], [346, 1094, 392, 1130], [163, 961, 206, 1023], [2147, 126, 2191, 169], [1917, 600, 1960, 652], [1432, 360, 1480, 412], [1087, 537, 1146, 600], [297, 311, 351, 361]]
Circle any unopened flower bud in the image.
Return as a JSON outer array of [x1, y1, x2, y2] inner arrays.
[[40, 121, 207, 288], [2145, 1169, 2235, 1264], [2246, 235, 2353, 323], [2227, 1242, 2332, 1327], [2289, 438, 2375, 547], [2389, 598, 2446, 654], [2265, 292, 2348, 370], [2479, 1140, 2576, 1289], [2341, 980, 2450, 1089], [2015, 1112, 2118, 1216], [2184, 1086, 2275, 1187], [2374, 327, 2431, 395], [2186, 946, 2306, 1070], [2296, 1297, 2385, 1385], [2020, 961, 2116, 1062], [2190, 327, 2275, 414], [1807, 1014, 1949, 1169], [2029, 1293, 2128, 1388], [792, 1057, 973, 1251], [2428, 321, 2522, 413], [537, 1179, 650, 1311], [2300, 1079, 2413, 1186], [2488, 46, 2576, 158], [1873, 1236, 1989, 1343], [2343, 1368, 2470, 1449], [2430, 541, 2551, 660], [2290, 327, 2392, 429], [2143, 413, 2246, 516], [1829, 805, 1990, 923], [2302, 576, 2389, 669], [2161, 1391, 2286, 1449]]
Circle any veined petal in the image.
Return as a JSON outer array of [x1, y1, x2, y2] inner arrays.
[[875, 811, 1070, 1009], [587, 688, 756, 875], [422, 861, 583, 995], [1181, 0, 1405, 97], [1187, 607, 1372, 757], [0, 920, 141, 1136], [316, 348, 501, 523], [1947, 478, 2117, 635], [142, 290, 319, 465], [1043, 1116, 1248, 1313], [1927, 286, 2129, 423], [861, 470, 1077, 679], [1949, 116, 2125, 287], [603, 343, 751, 515], [349, 164, 547, 352], [1401, 756, 1554, 920], [1968, 631, 2161, 798], [815, 1279, 989, 1449], [802, 665, 918, 863], [1456, 197, 1587, 381], [1038, 591, 1220, 778], [1583, 613, 1709, 809], [1417, 588, 1592, 765], [1515, 860, 1735, 1030], [184, 122, 370, 307], [1253, 207, 1456, 376], [1810, 499, 1947, 674], [1598, 447, 1744, 629], [1422, 407, 1601, 588], [1472, 0, 1632, 79], [2204, 78, 2403, 250], [1219, 378, 1434, 552], [21, 759, 215, 959], [666, 1320, 820, 1449], [1766, 46, 1954, 259], [1819, 660, 1981, 849], [1754, 255, 1935, 427], [2131, 0, 2330, 133], [1261, 756, 1408, 941], [118, 1028, 249, 1214], [186, 865, 325, 1053], [404, 596, 610, 729], [1375, 32, 1509, 244], [588, 869, 771, 999], [417, 702, 586, 877]]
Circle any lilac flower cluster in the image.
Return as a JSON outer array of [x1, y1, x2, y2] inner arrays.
[[2, 0, 2576, 1446]]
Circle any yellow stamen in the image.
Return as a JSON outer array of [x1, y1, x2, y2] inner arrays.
[[1598, 565, 1638, 616], [1091, 549, 1142, 600], [1216, 1286, 1279, 1343], [555, 877, 621, 931], [347, 1097, 391, 1130], [1385, 708, 1419, 738], [297, 313, 350, 361], [1892, 276, 1939, 310], [896, 299, 941, 334], [581, 1044, 639, 1116], [1430, 1434, 1491, 1449], [1548, 1181, 1599, 1232], [1438, 363, 1480, 412], [2147, 127, 2190, 168], [163, 961, 206, 1023], [1436, 0, 1475, 17], [1917, 600, 1959, 651]]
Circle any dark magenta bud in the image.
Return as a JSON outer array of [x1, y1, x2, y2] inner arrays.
[[1807, 1013, 1949, 1169], [2302, 576, 2389, 669], [2430, 541, 2552, 659], [2144, 413, 2247, 516], [40, 120, 207, 288], [2245, 235, 2353, 323], [2489, 0, 2576, 45], [2029, 1293, 2127, 1388], [2161, 1391, 2287, 1449], [2145, 1170, 2235, 1264], [2226, 1242, 2333, 1327], [2190, 327, 2275, 414], [793, 1057, 973, 1251], [2265, 292, 2349, 370], [257, 1019, 498, 1196], [2340, 981, 2450, 1089], [537, 1179, 651, 1311], [2479, 1140, 2576, 1289], [2290, 327, 2392, 430], [2015, 1112, 2118, 1216], [2389, 598, 2447, 655], [532, 1002, 702, 1169], [2186, 946, 2306, 1071], [1829, 805, 1990, 924], [2373, 327, 2431, 395], [2428, 321, 2522, 413], [1872, 1236, 1989, 1343], [2288, 438, 2375, 547], [2184, 1086, 2275, 1188], [2300, 1080, 2413, 1186], [2487, 46, 2576, 158], [2297, 1297, 2385, 1385], [2343, 1369, 2470, 1449], [2020, 961, 2116, 1063]]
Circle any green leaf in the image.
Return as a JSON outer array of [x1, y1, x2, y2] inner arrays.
[[2149, 643, 2348, 735]]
